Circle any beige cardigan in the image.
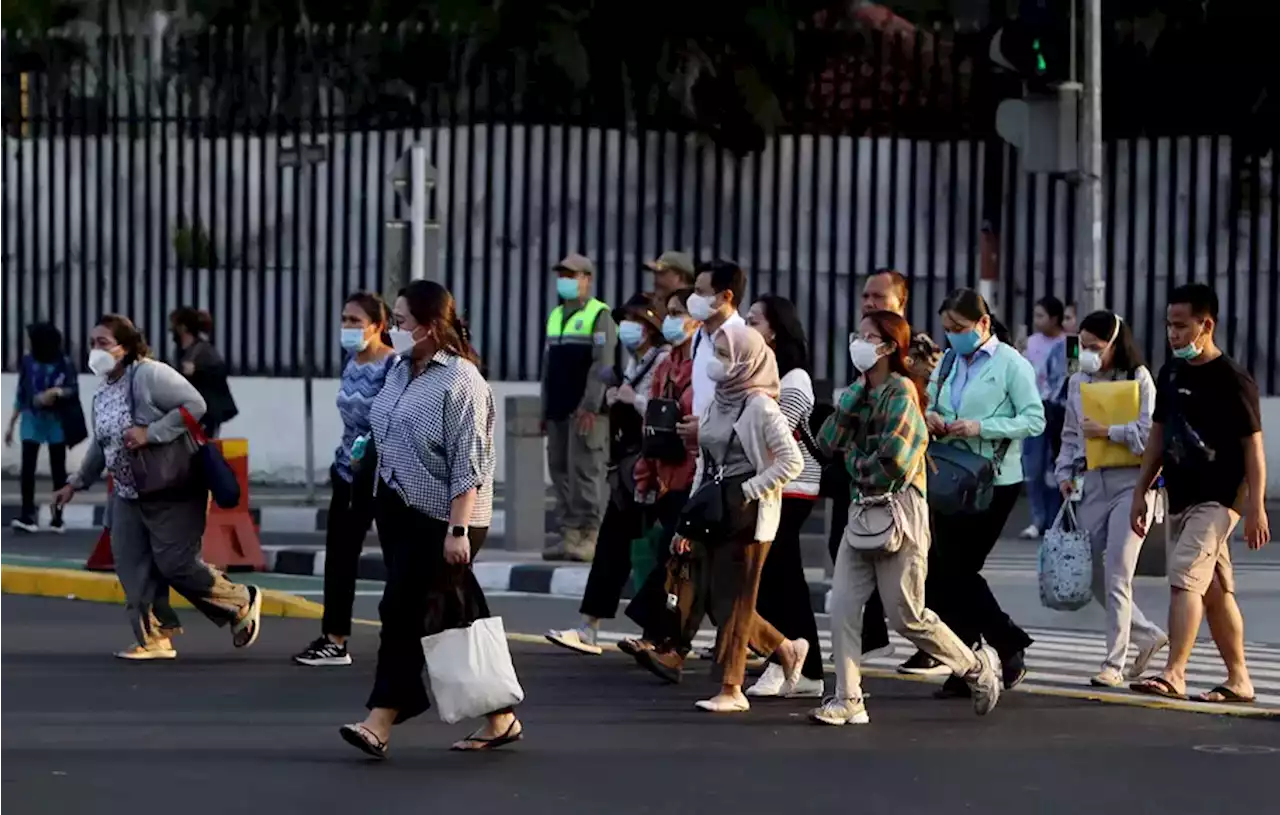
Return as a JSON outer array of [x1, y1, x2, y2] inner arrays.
[[692, 392, 804, 542]]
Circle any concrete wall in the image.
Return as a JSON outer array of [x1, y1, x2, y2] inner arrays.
[[7, 374, 1280, 495]]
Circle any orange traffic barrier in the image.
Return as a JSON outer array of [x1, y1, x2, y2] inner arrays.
[[202, 438, 266, 571], [84, 476, 115, 572], [83, 439, 266, 572]]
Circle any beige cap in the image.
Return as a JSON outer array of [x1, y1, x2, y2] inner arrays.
[[645, 250, 694, 280], [554, 253, 595, 275]]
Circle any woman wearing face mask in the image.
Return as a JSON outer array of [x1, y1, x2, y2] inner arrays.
[[169, 308, 237, 438], [53, 315, 263, 659], [811, 311, 1002, 725], [340, 280, 521, 756], [641, 324, 809, 714], [1054, 311, 1167, 687], [546, 293, 668, 653], [742, 295, 825, 699], [618, 288, 701, 659], [294, 292, 395, 667], [897, 288, 1043, 695]]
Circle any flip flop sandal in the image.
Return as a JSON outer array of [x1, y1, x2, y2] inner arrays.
[[1194, 685, 1256, 704], [340, 723, 389, 760], [1129, 676, 1185, 699], [451, 720, 523, 752]]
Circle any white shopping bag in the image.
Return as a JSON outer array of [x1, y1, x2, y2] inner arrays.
[[1038, 500, 1093, 611], [421, 616, 525, 725]]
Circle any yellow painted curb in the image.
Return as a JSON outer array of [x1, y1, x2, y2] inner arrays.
[[1, 565, 324, 620]]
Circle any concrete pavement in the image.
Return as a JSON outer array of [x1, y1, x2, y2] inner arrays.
[[3, 595, 1279, 815]]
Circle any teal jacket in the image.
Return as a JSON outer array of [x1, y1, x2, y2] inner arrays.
[[927, 339, 1046, 486]]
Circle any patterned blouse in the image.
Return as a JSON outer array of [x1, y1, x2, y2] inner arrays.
[[333, 355, 393, 483], [370, 352, 496, 527], [818, 372, 928, 502], [94, 374, 138, 499]]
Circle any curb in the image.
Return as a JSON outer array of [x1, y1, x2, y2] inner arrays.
[[0, 564, 324, 620], [262, 547, 836, 614]]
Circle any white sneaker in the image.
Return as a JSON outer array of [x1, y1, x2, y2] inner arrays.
[[545, 627, 603, 656], [808, 697, 870, 726], [1018, 524, 1042, 539], [746, 663, 786, 697], [1125, 633, 1169, 680], [967, 645, 1002, 716], [1090, 667, 1124, 688], [785, 676, 826, 699]]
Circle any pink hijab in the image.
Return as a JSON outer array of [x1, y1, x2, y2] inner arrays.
[[712, 323, 780, 409]]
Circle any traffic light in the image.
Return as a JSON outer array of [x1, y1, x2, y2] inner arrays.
[[989, 0, 1071, 91]]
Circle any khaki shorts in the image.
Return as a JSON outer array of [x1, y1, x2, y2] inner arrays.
[[1166, 502, 1239, 596]]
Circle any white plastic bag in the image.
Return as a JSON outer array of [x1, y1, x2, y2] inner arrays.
[[1038, 500, 1093, 611], [421, 616, 525, 724]]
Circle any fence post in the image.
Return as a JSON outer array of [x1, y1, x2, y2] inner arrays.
[[504, 395, 545, 552]]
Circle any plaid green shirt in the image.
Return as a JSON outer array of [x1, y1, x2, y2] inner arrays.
[[817, 372, 928, 501]]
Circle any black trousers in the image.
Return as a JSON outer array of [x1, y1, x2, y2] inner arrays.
[[757, 497, 824, 679], [625, 488, 692, 648], [925, 483, 1033, 659], [322, 465, 377, 637], [579, 487, 645, 620], [366, 483, 493, 723], [828, 491, 890, 653], [20, 440, 66, 518]]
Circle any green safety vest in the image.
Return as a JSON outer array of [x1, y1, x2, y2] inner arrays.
[[545, 298, 610, 343]]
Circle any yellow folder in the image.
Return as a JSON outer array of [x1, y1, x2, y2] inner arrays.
[[1080, 380, 1142, 469]]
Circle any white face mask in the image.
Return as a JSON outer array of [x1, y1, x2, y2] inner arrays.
[[687, 293, 715, 322], [1078, 349, 1103, 374], [849, 339, 884, 373], [705, 358, 729, 383], [388, 327, 419, 356], [88, 348, 118, 377]]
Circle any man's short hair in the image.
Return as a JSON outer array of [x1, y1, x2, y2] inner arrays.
[[1169, 283, 1219, 321], [698, 259, 747, 308], [872, 268, 910, 309]]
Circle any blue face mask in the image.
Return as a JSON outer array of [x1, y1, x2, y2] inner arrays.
[[618, 320, 646, 350], [662, 315, 691, 344], [556, 277, 581, 301], [946, 329, 982, 356], [340, 327, 368, 352]]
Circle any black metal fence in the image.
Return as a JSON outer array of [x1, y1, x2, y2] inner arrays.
[[3, 23, 1277, 390]]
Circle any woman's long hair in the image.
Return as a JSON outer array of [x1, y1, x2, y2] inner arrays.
[[752, 295, 810, 376], [97, 314, 151, 366], [939, 287, 1012, 346], [170, 307, 214, 338], [863, 310, 928, 412], [399, 280, 482, 369]]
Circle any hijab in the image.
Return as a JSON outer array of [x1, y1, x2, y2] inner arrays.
[[712, 323, 780, 410]]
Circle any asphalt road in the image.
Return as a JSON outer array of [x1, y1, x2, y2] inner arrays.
[[4, 595, 1279, 815]]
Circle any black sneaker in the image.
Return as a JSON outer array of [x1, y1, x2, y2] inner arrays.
[[10, 515, 38, 533], [49, 507, 65, 535], [1002, 649, 1027, 690], [293, 636, 352, 666], [897, 651, 951, 676]]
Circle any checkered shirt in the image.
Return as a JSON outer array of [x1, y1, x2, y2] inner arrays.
[[370, 351, 495, 527]]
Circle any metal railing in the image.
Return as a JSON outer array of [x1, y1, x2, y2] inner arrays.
[[2, 23, 1276, 389]]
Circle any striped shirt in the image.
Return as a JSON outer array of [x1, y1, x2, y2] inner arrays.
[[370, 351, 495, 527], [778, 368, 822, 499], [333, 355, 393, 483]]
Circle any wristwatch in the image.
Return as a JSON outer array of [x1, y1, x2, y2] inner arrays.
[[450, 525, 468, 539]]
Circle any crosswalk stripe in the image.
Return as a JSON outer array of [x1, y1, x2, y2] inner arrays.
[[590, 626, 1280, 710]]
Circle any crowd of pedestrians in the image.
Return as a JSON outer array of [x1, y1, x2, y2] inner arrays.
[[5, 253, 1270, 751]]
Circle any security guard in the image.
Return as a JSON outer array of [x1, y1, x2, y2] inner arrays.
[[542, 254, 616, 562]]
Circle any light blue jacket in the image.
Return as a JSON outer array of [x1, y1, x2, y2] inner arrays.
[[928, 340, 1046, 486]]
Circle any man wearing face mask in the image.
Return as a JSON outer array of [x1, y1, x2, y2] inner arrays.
[[542, 254, 617, 562], [1129, 284, 1269, 705], [684, 260, 748, 430]]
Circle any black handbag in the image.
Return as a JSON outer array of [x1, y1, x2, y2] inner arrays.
[[127, 368, 200, 498], [675, 407, 751, 545], [926, 350, 1012, 515], [642, 394, 686, 463]]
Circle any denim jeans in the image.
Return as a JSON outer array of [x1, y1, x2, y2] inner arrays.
[[1021, 432, 1062, 530]]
